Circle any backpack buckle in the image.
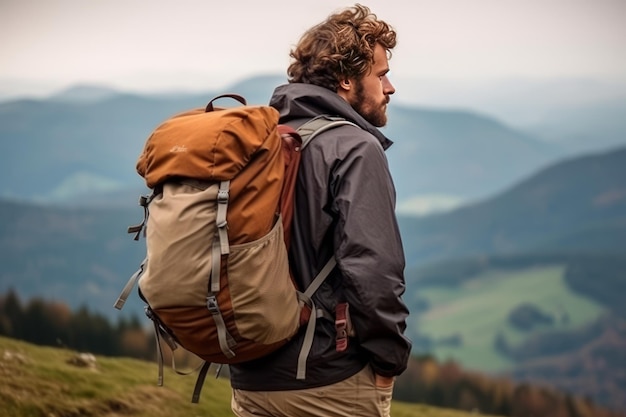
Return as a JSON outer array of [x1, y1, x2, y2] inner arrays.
[[335, 302, 352, 353], [206, 295, 220, 315], [217, 189, 229, 204]]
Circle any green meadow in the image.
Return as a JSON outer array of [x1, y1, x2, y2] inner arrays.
[[0, 336, 501, 417], [413, 265, 607, 372]]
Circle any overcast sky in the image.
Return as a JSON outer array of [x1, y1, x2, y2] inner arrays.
[[1, 0, 625, 95]]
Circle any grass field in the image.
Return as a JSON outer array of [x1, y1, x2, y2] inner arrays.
[[412, 265, 607, 372], [0, 336, 503, 417]]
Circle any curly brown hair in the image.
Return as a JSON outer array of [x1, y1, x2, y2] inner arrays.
[[287, 4, 397, 91]]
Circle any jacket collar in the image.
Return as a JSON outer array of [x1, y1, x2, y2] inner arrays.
[[269, 83, 394, 150]]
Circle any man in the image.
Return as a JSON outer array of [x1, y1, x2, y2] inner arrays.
[[230, 4, 412, 416]]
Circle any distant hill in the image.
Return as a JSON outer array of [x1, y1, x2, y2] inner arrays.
[[384, 105, 561, 203], [526, 96, 626, 156], [49, 84, 123, 103], [399, 146, 626, 268], [0, 199, 145, 319], [0, 76, 563, 210]]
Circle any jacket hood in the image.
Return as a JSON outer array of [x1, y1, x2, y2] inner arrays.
[[269, 83, 393, 150]]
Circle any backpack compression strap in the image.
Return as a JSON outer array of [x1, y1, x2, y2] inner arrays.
[[211, 180, 230, 292], [208, 180, 236, 360], [114, 191, 158, 310]]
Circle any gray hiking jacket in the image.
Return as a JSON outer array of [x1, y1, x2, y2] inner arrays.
[[229, 83, 411, 390]]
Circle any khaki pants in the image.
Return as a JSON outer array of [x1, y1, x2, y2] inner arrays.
[[231, 365, 394, 417]]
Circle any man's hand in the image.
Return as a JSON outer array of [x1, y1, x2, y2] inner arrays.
[[374, 374, 395, 389]]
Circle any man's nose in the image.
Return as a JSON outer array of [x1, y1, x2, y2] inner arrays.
[[383, 76, 395, 95]]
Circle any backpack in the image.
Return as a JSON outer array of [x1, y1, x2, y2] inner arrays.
[[114, 93, 356, 403]]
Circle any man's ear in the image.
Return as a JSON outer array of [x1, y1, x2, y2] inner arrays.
[[337, 78, 352, 100], [339, 79, 351, 91]]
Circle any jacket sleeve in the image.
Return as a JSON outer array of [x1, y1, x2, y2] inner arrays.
[[329, 129, 412, 377]]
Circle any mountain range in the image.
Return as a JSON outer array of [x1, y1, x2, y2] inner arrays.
[[3, 75, 612, 212]]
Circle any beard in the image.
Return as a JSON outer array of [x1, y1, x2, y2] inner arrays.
[[351, 80, 389, 127]]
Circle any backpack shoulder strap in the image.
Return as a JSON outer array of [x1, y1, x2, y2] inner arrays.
[[289, 116, 358, 380], [295, 256, 337, 380], [296, 116, 358, 149]]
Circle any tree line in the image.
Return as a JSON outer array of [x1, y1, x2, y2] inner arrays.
[[395, 355, 625, 417], [0, 288, 153, 359], [1, 289, 624, 417]]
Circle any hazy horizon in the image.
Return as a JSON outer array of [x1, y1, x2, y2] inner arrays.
[[2, 0, 625, 94]]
